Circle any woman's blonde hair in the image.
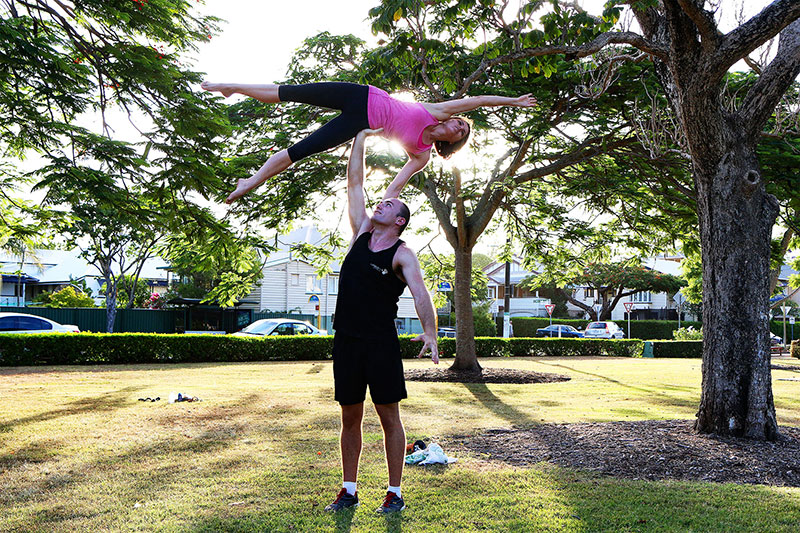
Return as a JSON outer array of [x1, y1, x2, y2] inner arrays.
[[434, 116, 473, 159]]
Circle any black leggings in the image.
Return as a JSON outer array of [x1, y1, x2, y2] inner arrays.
[[278, 82, 370, 163]]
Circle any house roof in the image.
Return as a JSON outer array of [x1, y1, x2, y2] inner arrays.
[[0, 249, 169, 284]]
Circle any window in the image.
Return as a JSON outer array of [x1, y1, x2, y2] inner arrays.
[[306, 275, 323, 294], [291, 273, 300, 286], [293, 323, 313, 335], [328, 276, 339, 294], [18, 317, 52, 330], [487, 286, 497, 299], [271, 323, 294, 335], [0, 317, 18, 331], [632, 291, 652, 303], [585, 288, 595, 299]]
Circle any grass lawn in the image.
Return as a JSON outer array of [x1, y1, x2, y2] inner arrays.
[[2, 356, 799, 532]]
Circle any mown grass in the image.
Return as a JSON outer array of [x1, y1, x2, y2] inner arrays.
[[1, 357, 799, 532]]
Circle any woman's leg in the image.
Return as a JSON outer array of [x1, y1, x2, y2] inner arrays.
[[225, 149, 292, 204], [201, 82, 280, 102], [219, 82, 369, 202]]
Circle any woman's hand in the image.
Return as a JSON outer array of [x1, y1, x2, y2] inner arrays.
[[512, 94, 537, 107]]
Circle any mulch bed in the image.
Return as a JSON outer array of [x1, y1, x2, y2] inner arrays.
[[404, 368, 570, 384], [448, 419, 800, 487]]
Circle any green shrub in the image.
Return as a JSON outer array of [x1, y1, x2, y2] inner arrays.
[[509, 338, 644, 357], [672, 326, 702, 340], [0, 333, 335, 366], [650, 340, 703, 358], [792, 340, 798, 359]]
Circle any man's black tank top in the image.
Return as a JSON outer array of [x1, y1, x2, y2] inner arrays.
[[334, 232, 407, 339]]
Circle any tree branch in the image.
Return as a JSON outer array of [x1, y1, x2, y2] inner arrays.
[[714, 0, 800, 77], [454, 32, 668, 98], [740, 19, 800, 140], [675, 0, 719, 50]]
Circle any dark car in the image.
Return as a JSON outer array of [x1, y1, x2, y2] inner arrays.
[[535, 324, 583, 338]]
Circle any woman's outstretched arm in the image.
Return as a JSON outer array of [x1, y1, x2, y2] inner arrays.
[[382, 151, 431, 200], [423, 94, 536, 120]]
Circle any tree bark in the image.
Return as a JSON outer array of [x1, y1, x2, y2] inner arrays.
[[450, 240, 480, 371], [693, 140, 780, 439]]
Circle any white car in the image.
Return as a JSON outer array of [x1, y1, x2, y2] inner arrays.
[[232, 318, 326, 337], [0, 312, 80, 333], [582, 321, 625, 339]]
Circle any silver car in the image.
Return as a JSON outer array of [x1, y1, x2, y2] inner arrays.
[[582, 321, 625, 339], [0, 312, 80, 333], [232, 318, 326, 336]]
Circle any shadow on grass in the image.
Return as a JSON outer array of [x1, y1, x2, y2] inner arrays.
[[0, 385, 143, 434], [536, 360, 699, 411], [461, 382, 535, 427]]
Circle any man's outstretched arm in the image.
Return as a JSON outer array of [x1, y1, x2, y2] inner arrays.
[[396, 247, 439, 364], [347, 129, 383, 239]]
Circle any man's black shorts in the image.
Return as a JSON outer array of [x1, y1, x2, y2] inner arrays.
[[332, 333, 407, 405]]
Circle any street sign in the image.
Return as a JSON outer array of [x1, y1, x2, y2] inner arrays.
[[790, 317, 796, 325], [623, 302, 635, 314], [308, 295, 320, 303], [545, 304, 555, 316], [437, 282, 453, 292]]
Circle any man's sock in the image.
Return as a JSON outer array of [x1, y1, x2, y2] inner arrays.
[[342, 481, 357, 495], [387, 485, 401, 498]]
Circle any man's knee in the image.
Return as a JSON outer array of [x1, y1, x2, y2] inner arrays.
[[374, 402, 402, 427], [341, 403, 364, 430]]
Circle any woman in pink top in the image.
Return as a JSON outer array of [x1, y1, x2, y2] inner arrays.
[[200, 81, 535, 203]]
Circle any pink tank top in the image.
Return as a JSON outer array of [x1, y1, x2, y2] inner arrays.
[[367, 86, 439, 154]]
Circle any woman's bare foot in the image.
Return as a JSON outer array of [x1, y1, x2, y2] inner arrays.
[[225, 178, 255, 204], [201, 81, 236, 98]]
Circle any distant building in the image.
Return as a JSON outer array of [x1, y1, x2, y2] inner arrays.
[[0, 249, 170, 307]]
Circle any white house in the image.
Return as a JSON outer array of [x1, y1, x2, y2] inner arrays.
[[0, 249, 170, 307], [241, 226, 431, 334], [483, 258, 551, 317]]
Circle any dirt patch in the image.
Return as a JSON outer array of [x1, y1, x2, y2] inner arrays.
[[404, 368, 570, 384], [448, 419, 800, 486]]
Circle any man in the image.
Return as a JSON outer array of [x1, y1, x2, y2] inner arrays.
[[324, 128, 439, 514]]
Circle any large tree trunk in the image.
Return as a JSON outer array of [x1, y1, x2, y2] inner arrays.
[[694, 139, 779, 439], [450, 245, 481, 371]]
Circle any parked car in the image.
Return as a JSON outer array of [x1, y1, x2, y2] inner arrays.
[[770, 333, 782, 345], [536, 324, 583, 338], [582, 321, 625, 339], [232, 318, 326, 337], [437, 327, 456, 338], [0, 312, 80, 334]]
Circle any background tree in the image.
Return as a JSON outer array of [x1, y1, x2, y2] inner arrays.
[[363, 1, 661, 370], [0, 1, 271, 320], [528, 261, 685, 321]]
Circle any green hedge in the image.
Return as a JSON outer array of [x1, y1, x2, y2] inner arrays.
[[0, 333, 657, 365], [0, 333, 336, 366], [650, 340, 703, 358], [792, 340, 798, 359]]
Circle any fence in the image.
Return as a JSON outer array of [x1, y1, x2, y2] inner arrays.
[[1, 307, 321, 334]]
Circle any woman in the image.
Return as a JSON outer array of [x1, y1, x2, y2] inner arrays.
[[200, 81, 535, 203]]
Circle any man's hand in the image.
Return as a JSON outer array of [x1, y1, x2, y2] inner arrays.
[[411, 332, 439, 364]]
